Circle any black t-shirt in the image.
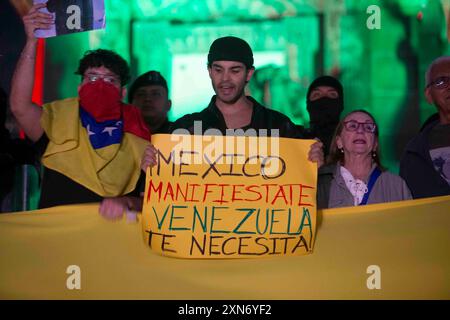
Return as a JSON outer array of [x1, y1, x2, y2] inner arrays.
[[35, 134, 143, 209]]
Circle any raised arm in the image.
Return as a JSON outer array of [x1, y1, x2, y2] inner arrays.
[[10, 3, 53, 142]]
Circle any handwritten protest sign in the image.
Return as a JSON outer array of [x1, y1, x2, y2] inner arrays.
[[142, 134, 317, 259], [33, 0, 105, 38]]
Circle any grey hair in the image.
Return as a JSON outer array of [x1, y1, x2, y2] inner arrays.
[[425, 56, 450, 86]]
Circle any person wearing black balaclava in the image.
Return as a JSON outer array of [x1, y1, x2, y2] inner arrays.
[[305, 75, 344, 157]]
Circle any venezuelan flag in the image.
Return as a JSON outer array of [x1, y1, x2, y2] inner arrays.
[[40, 97, 150, 197]]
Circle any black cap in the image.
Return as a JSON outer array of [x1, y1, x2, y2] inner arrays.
[[128, 71, 168, 103], [207, 36, 254, 68], [306, 75, 343, 102]]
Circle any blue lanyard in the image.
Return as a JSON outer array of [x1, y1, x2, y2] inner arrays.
[[359, 167, 382, 205]]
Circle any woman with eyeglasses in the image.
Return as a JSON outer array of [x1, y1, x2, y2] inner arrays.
[[317, 110, 412, 209]]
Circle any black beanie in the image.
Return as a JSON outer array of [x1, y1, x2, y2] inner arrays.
[[306, 75, 344, 103], [208, 36, 254, 68], [128, 71, 168, 103]]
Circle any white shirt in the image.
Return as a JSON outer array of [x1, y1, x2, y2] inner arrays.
[[340, 166, 368, 206]]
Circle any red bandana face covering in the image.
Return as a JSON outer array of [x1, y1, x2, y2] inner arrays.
[[78, 80, 122, 122]]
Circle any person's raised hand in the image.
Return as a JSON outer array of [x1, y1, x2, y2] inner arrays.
[[22, 3, 54, 40]]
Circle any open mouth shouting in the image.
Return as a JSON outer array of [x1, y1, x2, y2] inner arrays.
[[218, 83, 235, 96]]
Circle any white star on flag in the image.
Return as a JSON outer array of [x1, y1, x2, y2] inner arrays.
[[86, 125, 95, 136], [102, 126, 118, 136]]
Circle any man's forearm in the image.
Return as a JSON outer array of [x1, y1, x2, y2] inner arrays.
[[10, 39, 43, 142]]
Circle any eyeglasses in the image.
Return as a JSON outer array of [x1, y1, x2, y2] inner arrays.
[[343, 120, 376, 133], [84, 73, 121, 86], [427, 76, 450, 89]]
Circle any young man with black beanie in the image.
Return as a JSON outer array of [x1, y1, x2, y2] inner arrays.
[[141, 36, 324, 169], [171, 36, 307, 137]]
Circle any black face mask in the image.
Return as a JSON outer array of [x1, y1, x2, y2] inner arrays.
[[306, 97, 343, 128]]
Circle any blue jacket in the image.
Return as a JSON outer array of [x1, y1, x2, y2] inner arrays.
[[399, 115, 450, 199]]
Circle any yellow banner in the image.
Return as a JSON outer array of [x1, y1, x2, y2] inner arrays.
[[141, 134, 317, 258], [1, 196, 449, 299]]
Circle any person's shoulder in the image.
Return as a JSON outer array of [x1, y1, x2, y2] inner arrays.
[[420, 113, 440, 132], [171, 107, 210, 131], [41, 97, 79, 128], [172, 111, 203, 124], [250, 98, 303, 137], [261, 105, 292, 122], [42, 97, 79, 111], [403, 118, 438, 154], [248, 97, 287, 118], [380, 169, 406, 184], [379, 169, 412, 198], [44, 97, 78, 106], [296, 125, 314, 138]]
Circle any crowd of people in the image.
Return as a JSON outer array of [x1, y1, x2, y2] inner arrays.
[[2, 3, 449, 216]]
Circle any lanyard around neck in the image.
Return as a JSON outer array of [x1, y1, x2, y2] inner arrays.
[[359, 167, 382, 205]]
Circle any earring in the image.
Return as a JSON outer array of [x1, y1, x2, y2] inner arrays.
[[339, 148, 344, 154], [372, 151, 377, 158]]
